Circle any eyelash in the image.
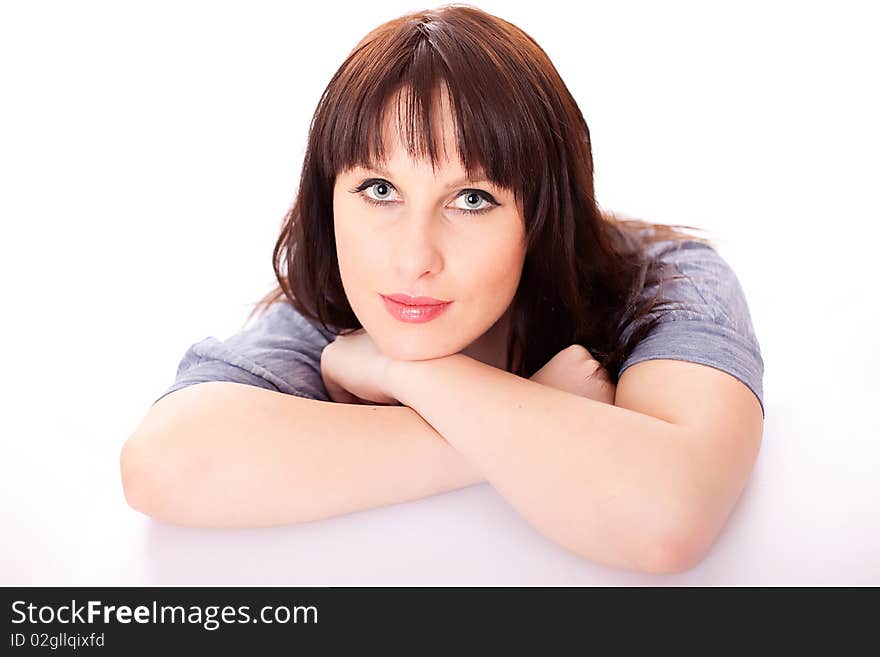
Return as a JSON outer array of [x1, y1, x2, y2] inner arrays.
[[348, 178, 499, 215]]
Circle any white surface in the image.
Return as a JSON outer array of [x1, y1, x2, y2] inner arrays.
[[2, 1, 878, 585]]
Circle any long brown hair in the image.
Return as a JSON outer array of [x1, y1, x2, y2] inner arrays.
[[246, 4, 713, 383]]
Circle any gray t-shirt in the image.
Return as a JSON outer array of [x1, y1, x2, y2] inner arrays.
[[153, 238, 765, 418]]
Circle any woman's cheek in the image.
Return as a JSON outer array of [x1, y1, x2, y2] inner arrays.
[[336, 221, 381, 290], [477, 235, 526, 296]]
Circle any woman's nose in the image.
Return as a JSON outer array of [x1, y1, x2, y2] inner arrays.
[[391, 211, 444, 277]]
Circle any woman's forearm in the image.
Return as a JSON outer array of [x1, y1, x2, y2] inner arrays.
[[385, 353, 696, 573], [121, 381, 484, 529]]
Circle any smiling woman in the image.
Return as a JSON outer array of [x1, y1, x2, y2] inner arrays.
[[129, 4, 764, 574]]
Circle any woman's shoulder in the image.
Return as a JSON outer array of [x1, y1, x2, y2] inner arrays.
[[152, 301, 339, 406], [619, 232, 765, 417], [249, 301, 340, 344], [644, 236, 749, 325]]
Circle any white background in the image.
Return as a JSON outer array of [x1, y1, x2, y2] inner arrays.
[[1, 0, 877, 585]]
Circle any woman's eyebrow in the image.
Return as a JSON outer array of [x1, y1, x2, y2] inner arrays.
[[359, 165, 491, 189]]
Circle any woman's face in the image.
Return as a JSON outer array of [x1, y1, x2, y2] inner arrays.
[[331, 92, 527, 366]]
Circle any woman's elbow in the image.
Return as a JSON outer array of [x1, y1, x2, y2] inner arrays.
[[636, 524, 711, 575], [120, 434, 174, 520]]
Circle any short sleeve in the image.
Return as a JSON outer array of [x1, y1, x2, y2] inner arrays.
[[152, 302, 337, 406], [618, 240, 765, 418]]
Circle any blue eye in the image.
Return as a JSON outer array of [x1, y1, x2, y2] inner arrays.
[[348, 178, 499, 216]]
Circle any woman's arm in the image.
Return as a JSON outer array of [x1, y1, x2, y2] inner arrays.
[[121, 345, 594, 530], [120, 381, 484, 529], [384, 353, 703, 575]]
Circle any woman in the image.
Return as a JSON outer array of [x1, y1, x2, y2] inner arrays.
[[124, 5, 765, 575]]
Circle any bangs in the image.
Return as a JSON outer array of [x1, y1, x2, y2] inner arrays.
[[318, 20, 552, 204]]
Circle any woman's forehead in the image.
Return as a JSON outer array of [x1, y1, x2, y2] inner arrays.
[[351, 119, 487, 181], [370, 85, 473, 161], [335, 83, 518, 194], [346, 156, 487, 181]]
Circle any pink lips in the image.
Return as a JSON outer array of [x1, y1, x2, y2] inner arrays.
[[384, 293, 450, 305], [381, 293, 453, 323]]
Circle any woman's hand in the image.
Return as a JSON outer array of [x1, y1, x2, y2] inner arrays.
[[529, 344, 617, 405], [320, 329, 401, 405], [321, 331, 615, 406]]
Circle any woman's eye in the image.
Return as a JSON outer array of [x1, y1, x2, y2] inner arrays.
[[351, 178, 498, 215], [452, 190, 493, 213], [364, 180, 396, 201]]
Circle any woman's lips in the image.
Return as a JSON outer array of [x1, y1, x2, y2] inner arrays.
[[383, 293, 450, 305], [380, 294, 453, 323]]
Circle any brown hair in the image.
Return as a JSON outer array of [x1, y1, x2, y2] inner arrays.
[[246, 4, 713, 383]]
